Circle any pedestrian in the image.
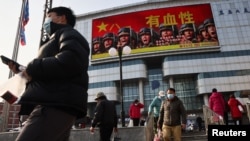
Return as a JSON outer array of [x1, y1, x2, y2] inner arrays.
[[209, 88, 226, 118], [196, 116, 203, 131], [148, 90, 165, 133], [157, 88, 187, 141], [228, 94, 244, 125], [129, 99, 144, 126], [90, 92, 118, 141], [8, 6, 90, 141]]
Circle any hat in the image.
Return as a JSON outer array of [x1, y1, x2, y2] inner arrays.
[[159, 24, 173, 32], [92, 37, 102, 45], [94, 92, 106, 100], [139, 27, 151, 36], [204, 18, 214, 28], [159, 91, 165, 96], [118, 27, 130, 37], [102, 32, 115, 41], [118, 31, 130, 37]]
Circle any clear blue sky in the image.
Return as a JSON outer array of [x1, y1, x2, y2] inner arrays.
[[0, 0, 145, 86]]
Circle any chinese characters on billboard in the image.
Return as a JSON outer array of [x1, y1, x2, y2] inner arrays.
[[91, 4, 219, 60]]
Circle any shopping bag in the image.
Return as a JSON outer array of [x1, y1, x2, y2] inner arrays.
[[128, 119, 133, 127], [210, 115, 219, 124], [238, 105, 244, 112], [212, 115, 219, 122], [153, 129, 163, 141], [112, 133, 121, 141], [154, 134, 161, 141]]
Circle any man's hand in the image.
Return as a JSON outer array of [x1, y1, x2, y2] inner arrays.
[[89, 127, 95, 134], [181, 124, 186, 130], [8, 61, 20, 74], [22, 70, 32, 81], [8, 61, 32, 81], [113, 127, 118, 133], [157, 124, 162, 131]]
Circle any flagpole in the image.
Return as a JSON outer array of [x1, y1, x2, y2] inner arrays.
[[9, 0, 26, 78], [0, 0, 26, 132]]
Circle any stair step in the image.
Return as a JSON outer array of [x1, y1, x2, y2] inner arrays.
[[182, 131, 207, 141]]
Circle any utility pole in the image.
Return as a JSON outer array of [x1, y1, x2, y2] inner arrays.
[[39, 0, 53, 46]]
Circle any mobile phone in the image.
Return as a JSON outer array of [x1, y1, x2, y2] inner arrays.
[[0, 55, 21, 70], [0, 55, 14, 65]]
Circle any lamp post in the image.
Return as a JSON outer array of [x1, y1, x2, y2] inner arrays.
[[109, 46, 131, 127]]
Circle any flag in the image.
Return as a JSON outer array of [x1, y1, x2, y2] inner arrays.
[[151, 80, 160, 90], [20, 0, 29, 46], [20, 27, 26, 46]]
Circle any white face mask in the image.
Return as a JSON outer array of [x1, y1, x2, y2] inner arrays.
[[43, 17, 52, 35], [167, 94, 174, 99]]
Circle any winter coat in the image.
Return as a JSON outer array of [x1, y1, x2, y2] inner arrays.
[[148, 96, 162, 117], [18, 25, 90, 118], [228, 97, 243, 119], [91, 99, 118, 128], [129, 103, 144, 118], [158, 96, 187, 127], [209, 92, 225, 117]]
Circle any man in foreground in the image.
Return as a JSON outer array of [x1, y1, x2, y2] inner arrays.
[[158, 88, 187, 141], [9, 6, 89, 141]]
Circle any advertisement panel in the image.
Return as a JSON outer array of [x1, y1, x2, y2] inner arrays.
[[91, 4, 219, 60]]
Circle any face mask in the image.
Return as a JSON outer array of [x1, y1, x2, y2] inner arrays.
[[135, 103, 138, 106], [167, 94, 174, 99], [43, 17, 52, 35]]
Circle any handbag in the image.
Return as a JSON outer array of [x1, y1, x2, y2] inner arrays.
[[238, 105, 244, 112], [112, 133, 121, 141]]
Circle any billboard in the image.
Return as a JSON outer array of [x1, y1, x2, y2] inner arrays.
[[91, 4, 219, 60]]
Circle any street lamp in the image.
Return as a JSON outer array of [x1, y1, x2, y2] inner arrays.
[[109, 46, 131, 127]]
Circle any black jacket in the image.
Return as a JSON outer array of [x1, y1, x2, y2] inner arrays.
[[91, 99, 118, 128], [18, 25, 90, 118]]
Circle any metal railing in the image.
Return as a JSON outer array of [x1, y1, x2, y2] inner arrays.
[[246, 103, 250, 123], [202, 105, 224, 134]]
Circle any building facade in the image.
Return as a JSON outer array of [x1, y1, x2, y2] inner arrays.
[[75, 0, 250, 119]]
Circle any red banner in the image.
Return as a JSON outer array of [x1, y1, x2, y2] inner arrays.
[[91, 4, 218, 59]]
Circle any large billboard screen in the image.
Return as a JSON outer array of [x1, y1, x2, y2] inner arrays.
[[91, 4, 219, 60]]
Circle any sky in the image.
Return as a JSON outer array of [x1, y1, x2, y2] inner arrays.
[[0, 0, 146, 86]]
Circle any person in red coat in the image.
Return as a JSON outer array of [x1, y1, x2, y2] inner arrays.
[[209, 88, 226, 117], [129, 99, 144, 126], [228, 94, 244, 125]]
